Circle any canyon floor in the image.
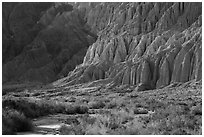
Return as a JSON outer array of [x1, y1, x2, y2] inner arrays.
[[2, 80, 202, 135]]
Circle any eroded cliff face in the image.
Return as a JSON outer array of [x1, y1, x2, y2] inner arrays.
[[3, 2, 202, 88], [2, 2, 97, 83], [54, 2, 202, 89]]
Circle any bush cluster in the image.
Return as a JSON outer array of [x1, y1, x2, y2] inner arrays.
[[2, 108, 33, 135]]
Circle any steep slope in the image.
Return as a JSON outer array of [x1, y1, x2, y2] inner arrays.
[[54, 2, 202, 89], [2, 2, 52, 64], [2, 3, 97, 84]]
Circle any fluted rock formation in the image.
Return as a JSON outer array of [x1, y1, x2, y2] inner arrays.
[[55, 2, 202, 89], [2, 2, 96, 83], [3, 2, 202, 89], [156, 58, 170, 88]]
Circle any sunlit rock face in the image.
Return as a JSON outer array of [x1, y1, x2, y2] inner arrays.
[[2, 2, 97, 83], [3, 2, 202, 88], [54, 2, 201, 89]]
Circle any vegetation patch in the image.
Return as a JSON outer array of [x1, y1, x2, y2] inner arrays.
[[2, 108, 33, 135], [3, 96, 89, 118], [144, 104, 202, 135], [88, 100, 106, 109]]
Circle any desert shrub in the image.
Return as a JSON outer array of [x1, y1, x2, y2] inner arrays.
[[107, 103, 117, 109], [80, 115, 97, 125], [65, 105, 89, 114], [108, 119, 142, 135], [145, 104, 202, 135], [106, 101, 117, 109], [128, 92, 138, 98], [88, 100, 106, 109], [105, 98, 127, 109], [59, 124, 75, 135], [145, 98, 166, 111], [2, 108, 33, 135], [64, 105, 76, 114], [85, 110, 137, 135], [59, 116, 94, 135], [2, 97, 89, 118], [3, 98, 55, 118], [75, 105, 89, 114], [85, 114, 122, 134], [108, 128, 140, 135], [59, 109, 136, 135]]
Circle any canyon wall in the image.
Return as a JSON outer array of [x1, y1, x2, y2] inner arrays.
[[54, 2, 202, 89], [3, 2, 202, 89]]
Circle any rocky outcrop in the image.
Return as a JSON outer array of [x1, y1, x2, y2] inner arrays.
[[54, 2, 202, 89], [2, 3, 97, 84]]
